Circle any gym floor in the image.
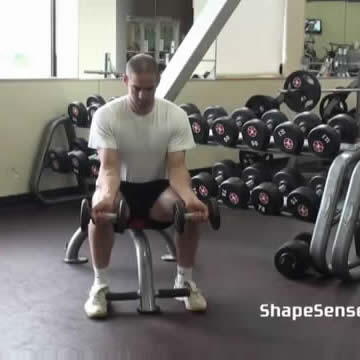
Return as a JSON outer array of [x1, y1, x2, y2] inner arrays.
[[1, 200, 359, 360]]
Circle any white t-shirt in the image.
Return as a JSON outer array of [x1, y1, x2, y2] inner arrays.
[[88, 96, 196, 182]]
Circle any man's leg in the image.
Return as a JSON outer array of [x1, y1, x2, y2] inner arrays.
[[149, 187, 207, 311], [85, 191, 124, 318]]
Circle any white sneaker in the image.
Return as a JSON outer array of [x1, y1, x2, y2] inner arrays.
[[84, 284, 109, 319], [174, 279, 207, 312]]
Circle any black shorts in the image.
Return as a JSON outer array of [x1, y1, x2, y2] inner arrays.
[[120, 179, 173, 230]]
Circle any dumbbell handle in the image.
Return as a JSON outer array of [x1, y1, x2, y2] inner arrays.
[[215, 173, 225, 183], [246, 178, 255, 189], [278, 184, 288, 193]]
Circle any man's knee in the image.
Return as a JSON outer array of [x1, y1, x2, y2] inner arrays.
[[149, 186, 181, 222]]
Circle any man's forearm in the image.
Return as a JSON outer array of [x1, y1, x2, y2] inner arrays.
[[169, 166, 194, 201], [97, 168, 121, 201]]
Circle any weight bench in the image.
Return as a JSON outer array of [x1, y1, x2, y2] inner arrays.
[[64, 220, 189, 314]]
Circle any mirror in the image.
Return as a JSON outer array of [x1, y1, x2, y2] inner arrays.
[[303, 0, 360, 78]]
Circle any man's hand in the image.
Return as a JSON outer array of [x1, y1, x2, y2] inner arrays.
[[182, 193, 209, 223], [91, 191, 118, 225]]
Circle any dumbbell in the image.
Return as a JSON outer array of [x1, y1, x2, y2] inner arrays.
[[47, 148, 73, 173], [319, 91, 348, 122], [192, 160, 238, 200], [241, 109, 288, 150], [187, 105, 227, 144], [211, 107, 256, 147], [307, 113, 358, 158], [273, 112, 321, 154], [218, 162, 271, 209], [274, 232, 312, 279], [68, 102, 88, 127], [245, 95, 280, 118], [69, 150, 90, 177], [86, 94, 106, 107], [71, 137, 95, 156], [286, 175, 326, 222], [179, 103, 201, 116], [88, 153, 100, 178], [173, 198, 221, 234], [80, 198, 128, 233], [251, 168, 306, 215]]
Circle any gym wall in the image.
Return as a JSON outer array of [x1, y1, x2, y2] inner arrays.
[[306, 1, 360, 59], [0, 0, 355, 199]]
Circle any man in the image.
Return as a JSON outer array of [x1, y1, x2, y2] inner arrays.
[[85, 53, 209, 318]]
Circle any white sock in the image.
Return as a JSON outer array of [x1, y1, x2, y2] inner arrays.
[[176, 265, 192, 285], [93, 265, 109, 288]]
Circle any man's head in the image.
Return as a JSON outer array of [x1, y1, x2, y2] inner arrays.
[[124, 54, 160, 115]]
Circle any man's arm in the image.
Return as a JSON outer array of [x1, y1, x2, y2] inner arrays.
[[96, 148, 121, 204], [167, 151, 194, 202]]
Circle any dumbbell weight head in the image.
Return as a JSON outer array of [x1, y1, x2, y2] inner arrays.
[[308, 175, 326, 197], [307, 113, 358, 158], [48, 148, 73, 173], [286, 186, 319, 222], [218, 177, 250, 209], [241, 162, 271, 190], [86, 95, 106, 107], [80, 198, 128, 233], [87, 103, 100, 126], [273, 168, 306, 194], [251, 182, 283, 215], [88, 154, 100, 178], [245, 95, 279, 118], [212, 108, 255, 147], [192, 172, 217, 201], [173, 199, 221, 234], [203, 106, 228, 127], [293, 112, 321, 136], [180, 103, 201, 116], [241, 109, 288, 150], [68, 102, 88, 127], [274, 232, 312, 279], [211, 159, 237, 183], [69, 150, 90, 177], [188, 113, 209, 144], [319, 93, 348, 122]]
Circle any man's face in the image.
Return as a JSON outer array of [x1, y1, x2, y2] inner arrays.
[[124, 71, 158, 115]]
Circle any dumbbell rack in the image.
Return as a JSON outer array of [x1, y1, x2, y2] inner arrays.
[[30, 115, 94, 205]]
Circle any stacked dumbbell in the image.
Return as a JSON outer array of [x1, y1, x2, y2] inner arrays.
[[68, 94, 106, 128], [211, 107, 256, 147], [273, 112, 322, 154], [307, 113, 358, 158], [286, 175, 326, 222], [192, 160, 238, 201], [218, 162, 272, 209], [251, 168, 306, 215], [241, 109, 288, 151]]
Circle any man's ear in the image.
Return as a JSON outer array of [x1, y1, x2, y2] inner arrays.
[[123, 74, 129, 85]]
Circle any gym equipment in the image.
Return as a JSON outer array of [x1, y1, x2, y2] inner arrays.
[[88, 154, 100, 178], [246, 70, 321, 115], [68, 102, 88, 128], [80, 198, 128, 233], [30, 115, 95, 205], [212, 107, 256, 147], [86, 94, 106, 107], [307, 113, 358, 158], [188, 105, 227, 144], [273, 112, 321, 154], [319, 93, 348, 122], [66, 208, 190, 314], [219, 162, 271, 209], [251, 168, 306, 215], [47, 148, 73, 173], [71, 137, 95, 156], [286, 175, 326, 222], [241, 109, 288, 150], [274, 232, 312, 279], [180, 103, 200, 116], [69, 150, 90, 178], [173, 198, 221, 234], [192, 159, 237, 200]]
